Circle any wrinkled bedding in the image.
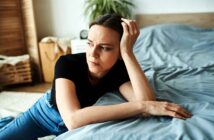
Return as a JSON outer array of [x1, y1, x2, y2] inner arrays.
[[56, 24, 214, 140]]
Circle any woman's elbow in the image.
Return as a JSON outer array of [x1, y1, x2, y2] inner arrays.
[[63, 114, 80, 131], [65, 113, 88, 131], [66, 121, 76, 131]]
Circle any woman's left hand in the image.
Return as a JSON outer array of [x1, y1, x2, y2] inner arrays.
[[120, 18, 140, 55]]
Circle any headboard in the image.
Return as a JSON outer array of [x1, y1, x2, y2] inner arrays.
[[135, 12, 214, 28]]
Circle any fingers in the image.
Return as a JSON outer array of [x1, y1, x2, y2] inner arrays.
[[165, 110, 187, 120], [164, 102, 192, 119], [121, 18, 139, 36], [120, 18, 140, 53], [121, 18, 134, 34], [121, 22, 129, 36], [143, 101, 192, 120]]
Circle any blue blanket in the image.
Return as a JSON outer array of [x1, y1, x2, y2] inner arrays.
[[56, 24, 214, 140]]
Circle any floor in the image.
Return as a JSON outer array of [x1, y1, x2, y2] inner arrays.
[[2, 82, 52, 93], [0, 84, 55, 139]]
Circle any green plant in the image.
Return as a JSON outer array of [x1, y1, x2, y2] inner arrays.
[[84, 0, 135, 21]]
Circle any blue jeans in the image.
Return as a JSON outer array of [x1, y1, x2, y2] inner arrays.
[[0, 90, 67, 140]]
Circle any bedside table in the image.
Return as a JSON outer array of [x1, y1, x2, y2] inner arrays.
[[71, 39, 88, 54]]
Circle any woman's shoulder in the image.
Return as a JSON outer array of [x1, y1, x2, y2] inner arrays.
[[56, 53, 86, 66], [54, 53, 87, 78], [55, 53, 86, 70], [60, 53, 86, 62]]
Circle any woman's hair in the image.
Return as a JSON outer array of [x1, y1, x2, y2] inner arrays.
[[89, 14, 123, 39]]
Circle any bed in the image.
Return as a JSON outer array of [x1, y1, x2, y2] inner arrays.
[[56, 13, 214, 140]]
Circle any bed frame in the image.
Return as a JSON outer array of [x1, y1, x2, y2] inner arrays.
[[135, 12, 214, 28]]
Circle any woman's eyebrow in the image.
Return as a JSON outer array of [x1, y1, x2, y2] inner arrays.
[[87, 39, 93, 42], [87, 39, 113, 46]]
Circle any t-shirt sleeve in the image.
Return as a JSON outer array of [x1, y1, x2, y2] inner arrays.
[[54, 56, 73, 80]]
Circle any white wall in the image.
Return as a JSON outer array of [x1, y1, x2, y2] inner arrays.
[[33, 0, 214, 40], [133, 0, 214, 14], [33, 0, 88, 40]]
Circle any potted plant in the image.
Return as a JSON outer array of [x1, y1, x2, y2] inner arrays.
[[84, 0, 135, 22]]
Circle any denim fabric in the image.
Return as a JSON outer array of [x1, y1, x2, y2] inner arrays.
[[0, 116, 14, 129], [0, 91, 67, 140]]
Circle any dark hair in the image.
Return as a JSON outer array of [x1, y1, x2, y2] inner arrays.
[[89, 14, 123, 39]]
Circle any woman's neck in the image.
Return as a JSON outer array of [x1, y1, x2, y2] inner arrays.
[[88, 71, 107, 86], [89, 76, 100, 86]]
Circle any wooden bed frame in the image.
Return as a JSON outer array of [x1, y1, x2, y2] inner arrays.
[[135, 12, 214, 28]]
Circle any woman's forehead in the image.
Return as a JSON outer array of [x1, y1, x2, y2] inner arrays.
[[88, 25, 120, 44]]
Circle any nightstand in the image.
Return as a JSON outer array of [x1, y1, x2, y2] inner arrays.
[[71, 39, 88, 54]]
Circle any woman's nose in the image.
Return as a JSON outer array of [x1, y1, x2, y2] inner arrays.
[[90, 46, 99, 58]]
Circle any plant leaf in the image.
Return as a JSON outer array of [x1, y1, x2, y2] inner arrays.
[[84, 0, 135, 21]]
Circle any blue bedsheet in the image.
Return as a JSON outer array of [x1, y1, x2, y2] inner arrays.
[[56, 24, 214, 140]]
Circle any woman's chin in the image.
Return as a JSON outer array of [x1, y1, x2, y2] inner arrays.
[[88, 67, 101, 74]]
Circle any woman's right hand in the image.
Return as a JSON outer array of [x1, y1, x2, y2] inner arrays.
[[141, 101, 192, 119]]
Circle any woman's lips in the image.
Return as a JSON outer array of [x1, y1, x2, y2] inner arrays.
[[89, 61, 99, 66]]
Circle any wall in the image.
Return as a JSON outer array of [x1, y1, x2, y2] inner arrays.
[[33, 0, 88, 40], [33, 0, 214, 40], [133, 0, 214, 14]]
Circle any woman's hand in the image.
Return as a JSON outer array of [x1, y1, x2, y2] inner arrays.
[[141, 101, 192, 119], [120, 18, 140, 55]]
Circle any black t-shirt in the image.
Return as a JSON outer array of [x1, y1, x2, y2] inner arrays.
[[50, 53, 129, 109]]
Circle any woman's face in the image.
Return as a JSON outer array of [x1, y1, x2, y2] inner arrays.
[[86, 25, 120, 78]]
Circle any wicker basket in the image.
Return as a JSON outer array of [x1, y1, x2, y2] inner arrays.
[[0, 55, 32, 86]]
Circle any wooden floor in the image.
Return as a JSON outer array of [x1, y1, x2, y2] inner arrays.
[[2, 82, 52, 93]]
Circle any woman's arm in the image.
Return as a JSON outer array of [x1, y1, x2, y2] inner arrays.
[[120, 18, 155, 101], [56, 78, 191, 130], [56, 78, 142, 130], [118, 19, 191, 119]]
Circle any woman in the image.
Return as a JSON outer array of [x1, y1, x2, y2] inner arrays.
[[0, 14, 191, 139]]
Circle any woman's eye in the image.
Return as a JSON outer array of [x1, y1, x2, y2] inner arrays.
[[101, 46, 112, 51], [87, 42, 93, 47]]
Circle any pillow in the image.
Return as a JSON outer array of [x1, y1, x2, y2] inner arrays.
[[133, 24, 214, 70]]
